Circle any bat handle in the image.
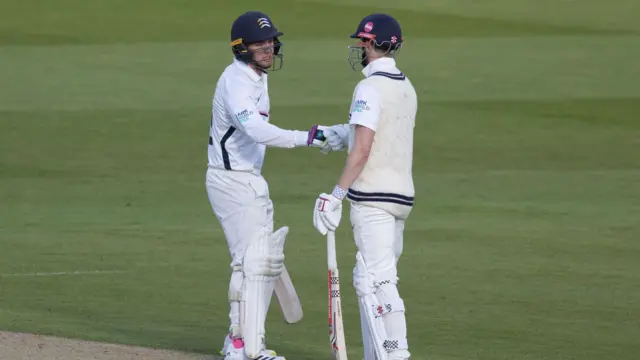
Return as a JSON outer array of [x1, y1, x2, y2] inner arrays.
[[327, 231, 337, 269]]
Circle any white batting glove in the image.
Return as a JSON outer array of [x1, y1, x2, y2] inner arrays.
[[307, 125, 328, 147], [323, 124, 349, 152], [307, 125, 334, 155], [313, 186, 346, 235], [319, 142, 332, 155]]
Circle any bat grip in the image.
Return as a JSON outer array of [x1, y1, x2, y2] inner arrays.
[[327, 231, 337, 269]]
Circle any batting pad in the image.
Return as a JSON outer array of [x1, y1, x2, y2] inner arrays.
[[354, 252, 409, 359], [242, 226, 288, 358], [228, 265, 244, 338]]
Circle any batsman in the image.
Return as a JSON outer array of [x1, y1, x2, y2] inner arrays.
[[206, 11, 332, 360], [314, 14, 417, 360]]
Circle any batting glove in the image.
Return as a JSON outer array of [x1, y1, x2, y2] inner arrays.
[[323, 124, 349, 152], [313, 186, 346, 235], [307, 125, 331, 153]]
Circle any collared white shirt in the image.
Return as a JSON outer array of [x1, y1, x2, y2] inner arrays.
[[348, 57, 401, 131], [208, 59, 308, 175]]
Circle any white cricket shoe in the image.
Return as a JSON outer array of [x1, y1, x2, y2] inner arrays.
[[221, 334, 285, 360], [245, 349, 285, 360], [388, 349, 411, 360]]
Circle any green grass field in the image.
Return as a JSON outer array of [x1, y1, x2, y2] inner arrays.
[[1, 0, 639, 359]]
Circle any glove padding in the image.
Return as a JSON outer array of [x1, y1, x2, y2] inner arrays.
[[321, 124, 349, 153], [307, 125, 332, 154], [313, 193, 342, 235]]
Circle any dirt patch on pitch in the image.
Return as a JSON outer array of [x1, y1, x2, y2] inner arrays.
[[0, 332, 220, 360]]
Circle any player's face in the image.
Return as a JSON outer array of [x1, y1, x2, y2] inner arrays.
[[248, 40, 275, 69], [348, 38, 373, 70], [355, 39, 374, 66]]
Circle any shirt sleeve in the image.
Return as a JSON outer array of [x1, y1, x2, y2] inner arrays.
[[224, 86, 308, 148], [348, 82, 381, 131]]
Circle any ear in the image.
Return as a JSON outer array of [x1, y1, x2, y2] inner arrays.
[[363, 38, 375, 49]]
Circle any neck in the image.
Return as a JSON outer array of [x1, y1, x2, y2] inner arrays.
[[368, 57, 380, 65], [363, 55, 381, 69], [248, 63, 264, 76], [368, 54, 389, 63]]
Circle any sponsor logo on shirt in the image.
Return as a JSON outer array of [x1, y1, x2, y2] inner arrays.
[[235, 109, 253, 124], [352, 99, 370, 113]]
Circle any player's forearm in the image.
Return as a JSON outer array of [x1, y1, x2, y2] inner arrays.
[[252, 129, 308, 148], [337, 147, 369, 191], [243, 121, 308, 148]]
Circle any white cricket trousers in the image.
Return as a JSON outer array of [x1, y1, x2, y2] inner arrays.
[[206, 167, 274, 265], [350, 202, 404, 282], [205, 167, 274, 333]]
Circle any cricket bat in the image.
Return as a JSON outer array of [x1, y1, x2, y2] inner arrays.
[[274, 264, 304, 324], [327, 231, 348, 360]]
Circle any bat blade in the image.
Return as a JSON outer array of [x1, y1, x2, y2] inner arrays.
[[274, 264, 303, 324], [328, 231, 348, 360]]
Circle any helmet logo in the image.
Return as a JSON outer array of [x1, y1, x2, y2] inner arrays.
[[364, 22, 374, 32], [391, 36, 397, 44], [257, 18, 272, 28]]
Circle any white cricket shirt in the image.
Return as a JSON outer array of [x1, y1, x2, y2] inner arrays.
[[346, 57, 418, 219], [347, 58, 401, 132], [207, 59, 308, 175]]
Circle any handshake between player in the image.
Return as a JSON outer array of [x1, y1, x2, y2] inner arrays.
[[204, 9, 415, 360]]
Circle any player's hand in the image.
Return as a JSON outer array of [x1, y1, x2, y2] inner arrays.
[[323, 124, 349, 152], [307, 125, 330, 153], [313, 193, 342, 235]]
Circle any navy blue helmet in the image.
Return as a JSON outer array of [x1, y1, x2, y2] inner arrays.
[[350, 13, 403, 49], [348, 13, 403, 70], [230, 11, 284, 71]]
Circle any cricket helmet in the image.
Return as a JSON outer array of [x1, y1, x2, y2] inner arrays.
[[348, 13, 403, 70], [230, 11, 284, 71]]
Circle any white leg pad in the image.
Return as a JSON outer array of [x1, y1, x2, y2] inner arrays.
[[371, 294, 408, 352], [242, 226, 288, 359], [228, 265, 244, 338], [354, 253, 388, 359], [354, 253, 409, 359], [359, 300, 377, 360]]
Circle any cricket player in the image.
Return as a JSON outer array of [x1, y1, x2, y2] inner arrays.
[[206, 11, 331, 360], [313, 13, 417, 360]]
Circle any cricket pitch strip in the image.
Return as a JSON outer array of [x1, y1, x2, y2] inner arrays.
[[0, 331, 221, 360]]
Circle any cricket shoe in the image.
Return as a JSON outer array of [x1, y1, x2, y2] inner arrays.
[[387, 349, 411, 360], [221, 335, 285, 360]]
